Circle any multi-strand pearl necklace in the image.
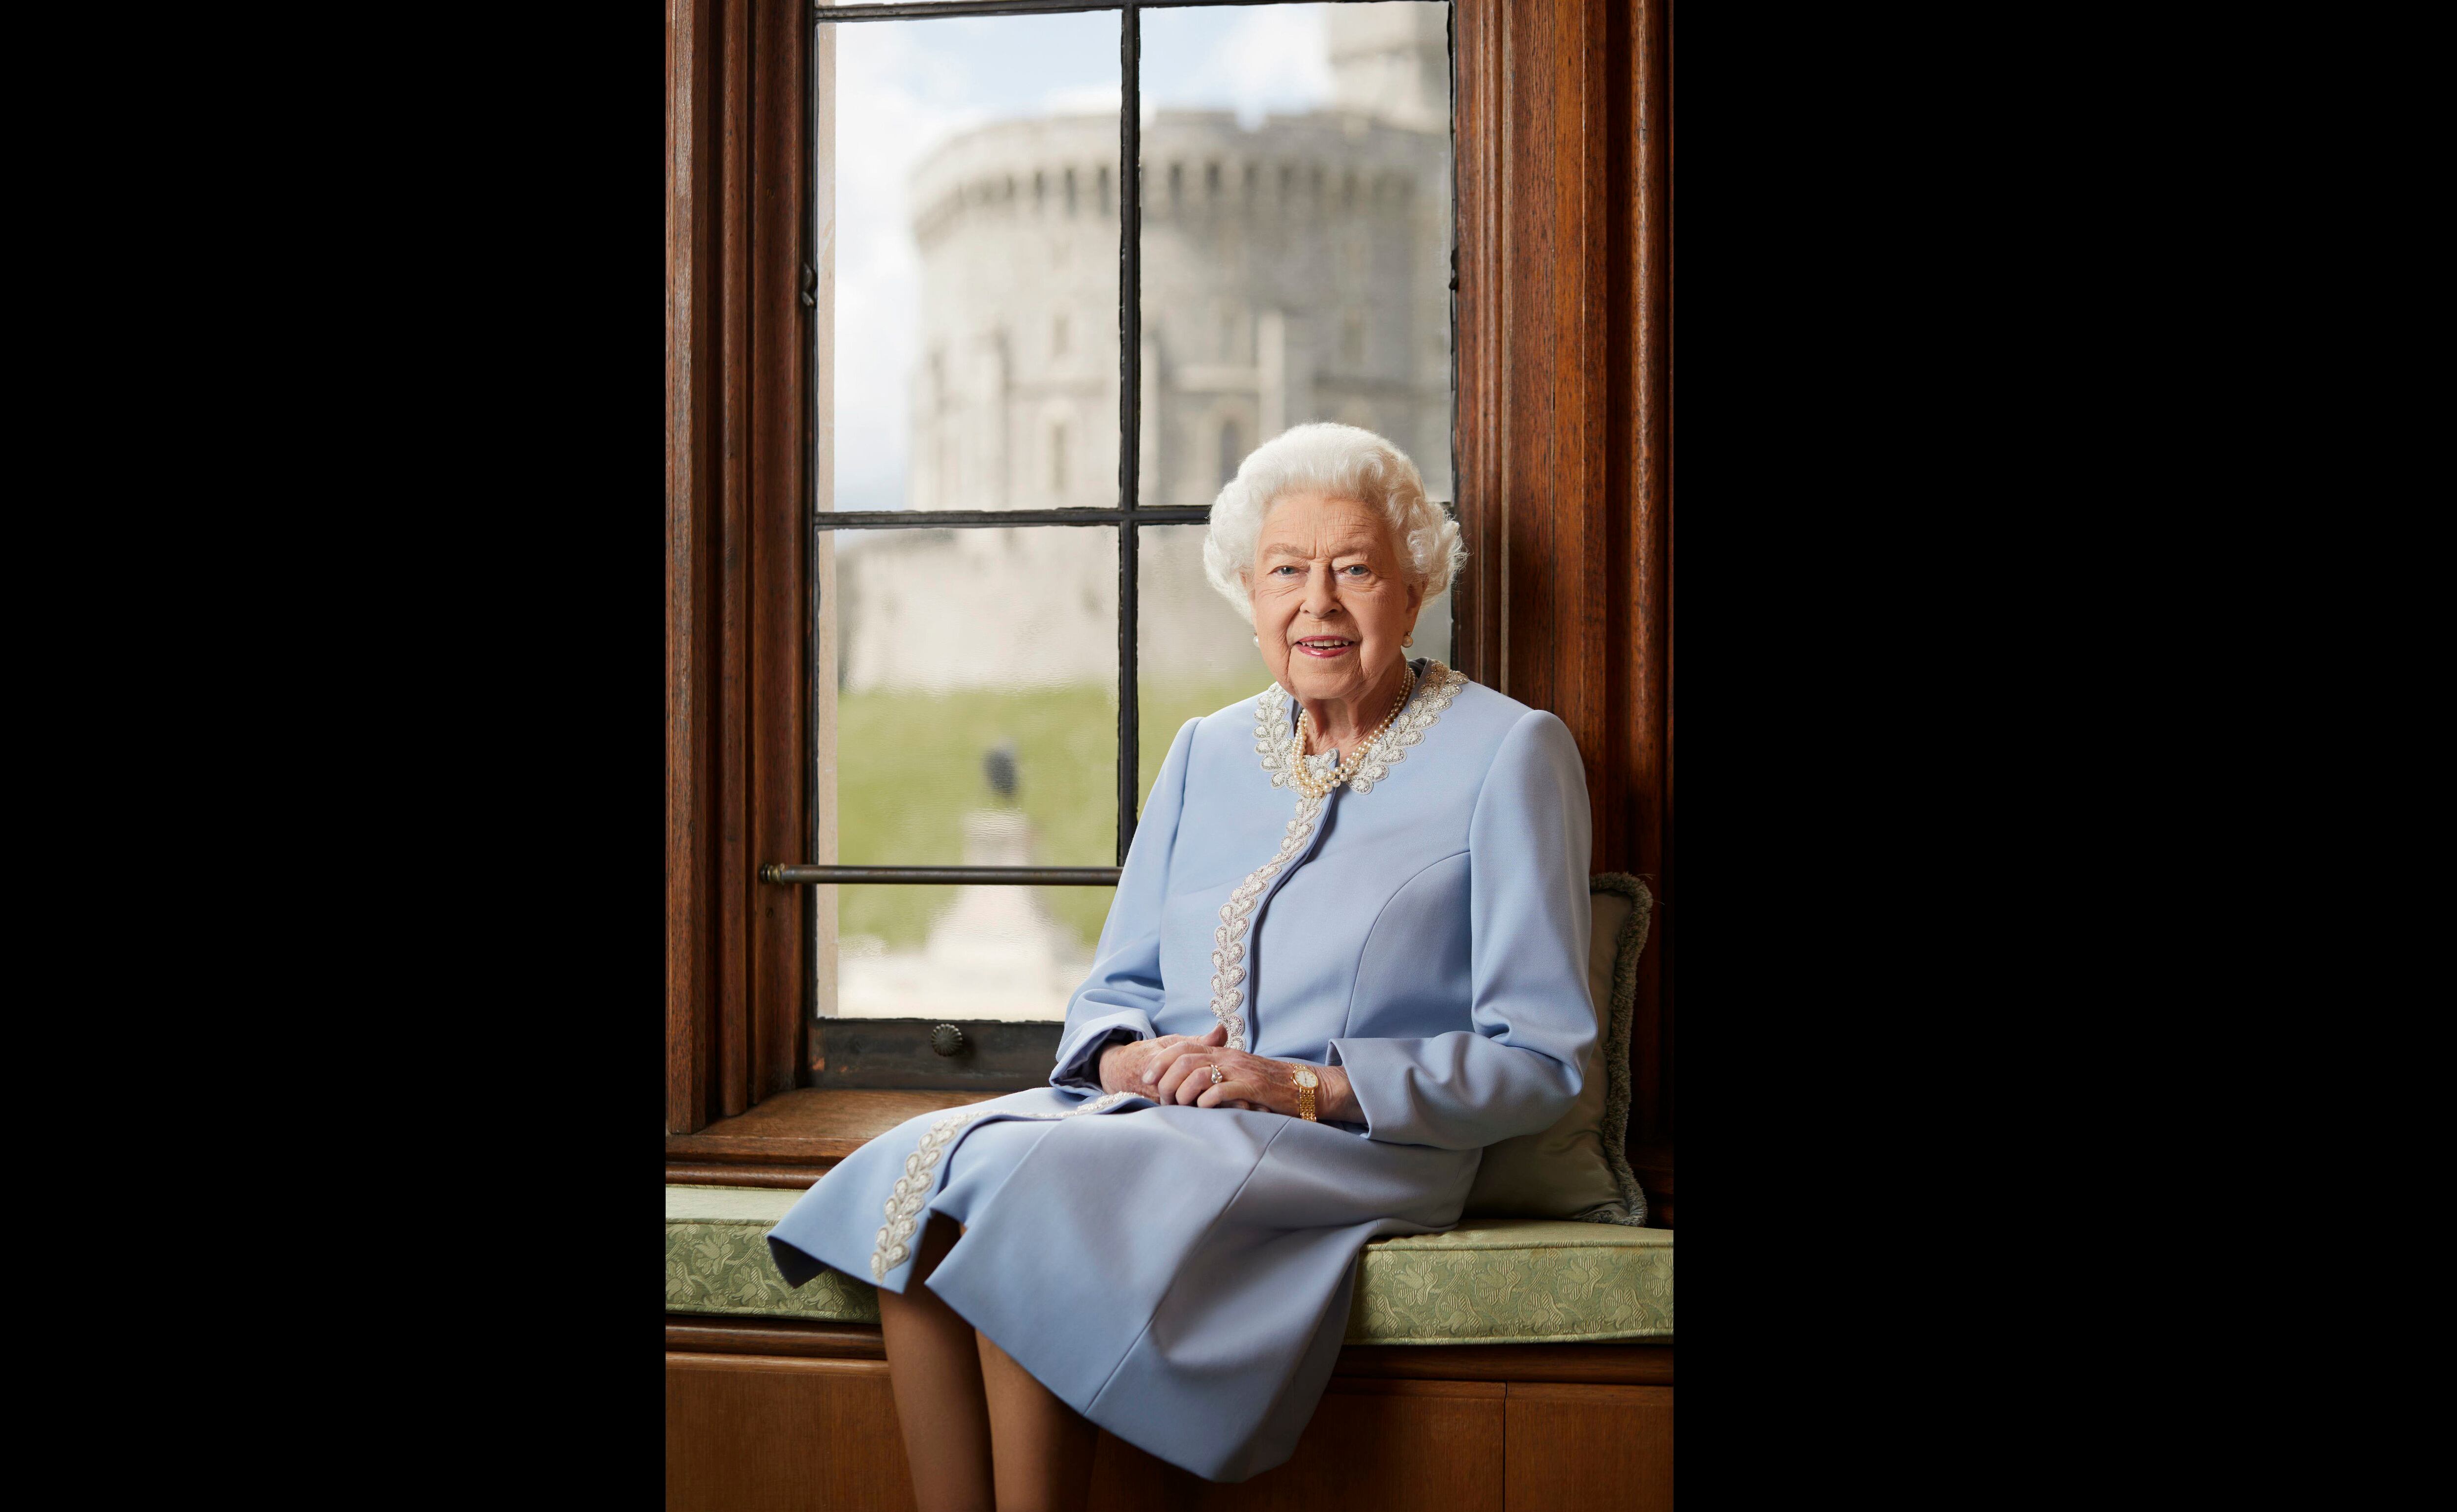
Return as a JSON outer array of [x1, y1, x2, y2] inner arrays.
[[1289, 665, 1417, 800]]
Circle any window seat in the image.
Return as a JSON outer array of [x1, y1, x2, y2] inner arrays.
[[666, 1184, 1674, 1346]]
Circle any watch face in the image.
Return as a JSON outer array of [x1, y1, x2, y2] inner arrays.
[[1294, 1068, 1319, 1088]]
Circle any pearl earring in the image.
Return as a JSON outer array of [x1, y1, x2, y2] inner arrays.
[[1403, 634, 1414, 647]]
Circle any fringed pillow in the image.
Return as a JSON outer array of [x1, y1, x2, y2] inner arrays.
[[1460, 873, 1654, 1225]]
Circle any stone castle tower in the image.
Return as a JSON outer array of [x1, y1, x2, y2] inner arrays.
[[838, 5, 1453, 695]]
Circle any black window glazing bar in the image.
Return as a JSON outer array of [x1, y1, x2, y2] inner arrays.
[[1115, 0, 1142, 867]]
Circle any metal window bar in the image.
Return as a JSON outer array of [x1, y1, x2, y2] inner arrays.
[[778, 4, 1455, 1069]]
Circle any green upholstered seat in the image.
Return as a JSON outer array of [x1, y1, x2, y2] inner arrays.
[[666, 1184, 1673, 1346]]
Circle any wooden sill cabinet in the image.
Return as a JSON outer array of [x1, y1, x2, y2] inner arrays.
[[667, 1319, 1672, 1512]]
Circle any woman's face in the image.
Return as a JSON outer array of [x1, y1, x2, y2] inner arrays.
[[1247, 491, 1425, 712]]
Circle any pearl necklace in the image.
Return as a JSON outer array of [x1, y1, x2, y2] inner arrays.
[[1289, 666, 1417, 800]]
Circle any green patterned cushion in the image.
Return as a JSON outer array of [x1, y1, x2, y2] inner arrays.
[[667, 1187, 1672, 1345]]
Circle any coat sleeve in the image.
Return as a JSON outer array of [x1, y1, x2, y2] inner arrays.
[[1327, 710, 1597, 1147], [1050, 717, 1200, 1089]]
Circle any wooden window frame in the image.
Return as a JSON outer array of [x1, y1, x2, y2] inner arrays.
[[665, 0, 1672, 1218]]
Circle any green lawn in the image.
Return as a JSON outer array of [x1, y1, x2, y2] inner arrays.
[[834, 677, 1264, 950]]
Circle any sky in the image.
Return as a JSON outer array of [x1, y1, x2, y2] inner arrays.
[[830, 5, 1358, 512]]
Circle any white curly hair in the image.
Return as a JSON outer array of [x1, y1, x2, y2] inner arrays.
[[1201, 423, 1463, 617]]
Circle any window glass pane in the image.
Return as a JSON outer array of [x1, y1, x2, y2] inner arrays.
[[1137, 3, 1454, 507], [825, 12, 1124, 513], [816, 521, 1121, 1022], [825, 525, 1119, 868], [1137, 524, 1261, 810], [1137, 523, 1450, 815], [831, 882, 1116, 1021]]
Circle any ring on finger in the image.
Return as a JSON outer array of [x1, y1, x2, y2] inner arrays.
[[1209, 1067, 1227, 1086]]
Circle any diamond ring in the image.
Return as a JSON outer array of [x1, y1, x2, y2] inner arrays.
[[1209, 1067, 1227, 1085]]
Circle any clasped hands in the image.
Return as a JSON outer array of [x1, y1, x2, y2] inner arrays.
[[1096, 1024, 1353, 1121]]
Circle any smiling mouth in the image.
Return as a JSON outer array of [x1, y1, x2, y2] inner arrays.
[[1293, 637, 1357, 658]]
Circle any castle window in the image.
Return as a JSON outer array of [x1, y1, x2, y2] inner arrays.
[[1341, 311, 1366, 367], [1051, 423, 1068, 493], [1204, 161, 1220, 197], [1052, 314, 1069, 358], [1218, 419, 1241, 486], [1065, 166, 1078, 216]]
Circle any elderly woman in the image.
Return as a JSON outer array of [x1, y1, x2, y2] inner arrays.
[[765, 423, 1594, 1508]]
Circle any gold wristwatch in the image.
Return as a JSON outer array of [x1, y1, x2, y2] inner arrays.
[[1292, 1066, 1319, 1122]]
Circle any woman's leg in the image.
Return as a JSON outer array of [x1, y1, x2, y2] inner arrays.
[[977, 1332, 1099, 1512], [877, 1215, 995, 1512]]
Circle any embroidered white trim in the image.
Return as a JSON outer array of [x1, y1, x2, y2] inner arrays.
[[869, 1090, 1135, 1281], [1255, 689, 1299, 788], [1348, 661, 1467, 795], [1207, 790, 1324, 1050], [1214, 663, 1467, 1051]]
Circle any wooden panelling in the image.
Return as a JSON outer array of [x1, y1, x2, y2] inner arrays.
[[1454, 0, 1675, 1202], [1452, 0, 1502, 687], [1086, 1380, 1505, 1512], [665, 1318, 1674, 1387], [668, 1320, 888, 1360], [670, 0, 811, 1134], [667, 1353, 914, 1512], [1504, 1383, 1674, 1512], [716, 0, 752, 1122], [1333, 1342, 1670, 1387], [667, 1333, 1667, 1511], [667, 0, 718, 1137], [748, 0, 809, 1110], [1622, 0, 1675, 1163]]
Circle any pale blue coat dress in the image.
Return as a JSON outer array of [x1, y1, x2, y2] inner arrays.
[[765, 661, 1595, 1483]]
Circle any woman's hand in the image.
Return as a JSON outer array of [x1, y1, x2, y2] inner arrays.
[[1098, 1027, 1229, 1099], [1109, 1025, 1357, 1120]]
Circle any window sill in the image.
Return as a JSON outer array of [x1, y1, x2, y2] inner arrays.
[[666, 1087, 1003, 1188]]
